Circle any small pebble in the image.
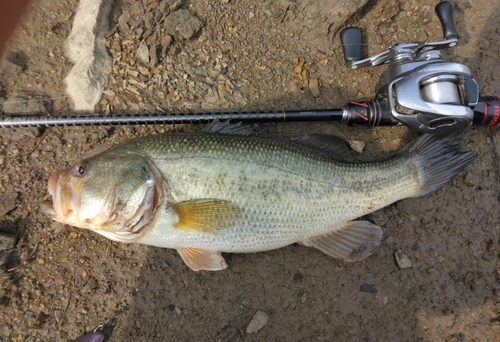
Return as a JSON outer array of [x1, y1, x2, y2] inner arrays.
[[246, 310, 269, 334], [360, 283, 378, 293], [301, 293, 307, 303], [348, 140, 365, 153], [464, 173, 482, 187], [309, 78, 320, 97], [395, 249, 413, 269], [136, 41, 150, 63]]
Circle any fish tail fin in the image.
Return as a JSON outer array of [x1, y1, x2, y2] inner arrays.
[[410, 133, 477, 196]]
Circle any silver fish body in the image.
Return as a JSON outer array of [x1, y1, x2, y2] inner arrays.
[[134, 134, 416, 249], [42, 123, 476, 271]]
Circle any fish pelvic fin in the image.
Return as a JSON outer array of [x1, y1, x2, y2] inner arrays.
[[177, 247, 228, 271], [409, 133, 477, 196], [301, 220, 382, 262], [171, 199, 241, 234]]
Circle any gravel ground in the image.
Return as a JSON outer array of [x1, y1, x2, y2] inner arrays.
[[0, 0, 499, 341]]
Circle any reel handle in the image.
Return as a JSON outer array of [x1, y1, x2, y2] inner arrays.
[[435, 1, 459, 42], [340, 27, 364, 66]]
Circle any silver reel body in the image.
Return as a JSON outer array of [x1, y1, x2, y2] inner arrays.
[[341, 1, 480, 133]]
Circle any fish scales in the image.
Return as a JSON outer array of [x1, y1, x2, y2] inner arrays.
[[121, 133, 420, 251], [41, 123, 476, 271]]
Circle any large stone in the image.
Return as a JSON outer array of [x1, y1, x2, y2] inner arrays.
[[64, 0, 112, 111]]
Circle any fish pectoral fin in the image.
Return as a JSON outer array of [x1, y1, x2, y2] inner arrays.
[[301, 220, 383, 262], [177, 247, 228, 271], [172, 199, 241, 234]]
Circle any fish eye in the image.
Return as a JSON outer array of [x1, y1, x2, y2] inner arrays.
[[74, 162, 88, 176]]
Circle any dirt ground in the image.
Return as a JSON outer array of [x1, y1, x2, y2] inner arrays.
[[0, 0, 499, 341]]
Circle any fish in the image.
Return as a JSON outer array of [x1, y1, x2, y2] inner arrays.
[[41, 122, 477, 271]]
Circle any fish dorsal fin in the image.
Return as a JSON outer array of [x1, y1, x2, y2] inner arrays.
[[202, 120, 252, 136], [292, 135, 355, 162], [301, 220, 382, 261], [171, 199, 241, 233], [177, 247, 228, 271]]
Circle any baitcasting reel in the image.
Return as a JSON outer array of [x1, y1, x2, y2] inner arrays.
[[340, 1, 487, 133]]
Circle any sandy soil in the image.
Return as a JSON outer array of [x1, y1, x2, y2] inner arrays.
[[0, 0, 499, 341]]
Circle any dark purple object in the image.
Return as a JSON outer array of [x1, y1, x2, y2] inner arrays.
[[73, 331, 104, 342], [73, 322, 105, 342], [74, 331, 104, 342]]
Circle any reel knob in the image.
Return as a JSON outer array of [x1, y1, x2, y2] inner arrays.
[[435, 1, 459, 42], [340, 27, 364, 69]]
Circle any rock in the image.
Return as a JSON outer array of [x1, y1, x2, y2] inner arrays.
[[246, 310, 269, 334], [117, 11, 131, 35], [348, 140, 365, 153], [395, 249, 413, 269], [161, 34, 173, 48], [64, 0, 112, 111], [360, 283, 378, 293], [159, 0, 182, 15], [0, 192, 18, 217], [149, 44, 159, 67], [464, 173, 482, 187], [137, 41, 150, 63], [164, 9, 204, 40], [309, 78, 320, 97], [129, 1, 145, 18], [144, 11, 156, 31]]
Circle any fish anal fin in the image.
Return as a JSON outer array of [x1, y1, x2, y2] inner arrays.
[[177, 247, 228, 271], [172, 199, 241, 234], [302, 220, 382, 262]]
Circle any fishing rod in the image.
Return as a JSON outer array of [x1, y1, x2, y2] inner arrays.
[[0, 1, 498, 133]]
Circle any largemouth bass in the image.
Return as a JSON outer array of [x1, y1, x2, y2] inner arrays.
[[41, 122, 476, 271]]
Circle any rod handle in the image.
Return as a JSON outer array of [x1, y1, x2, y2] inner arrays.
[[473, 96, 500, 126]]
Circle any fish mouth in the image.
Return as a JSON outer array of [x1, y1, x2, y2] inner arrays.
[[47, 170, 59, 197], [40, 200, 56, 217], [40, 170, 79, 221]]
